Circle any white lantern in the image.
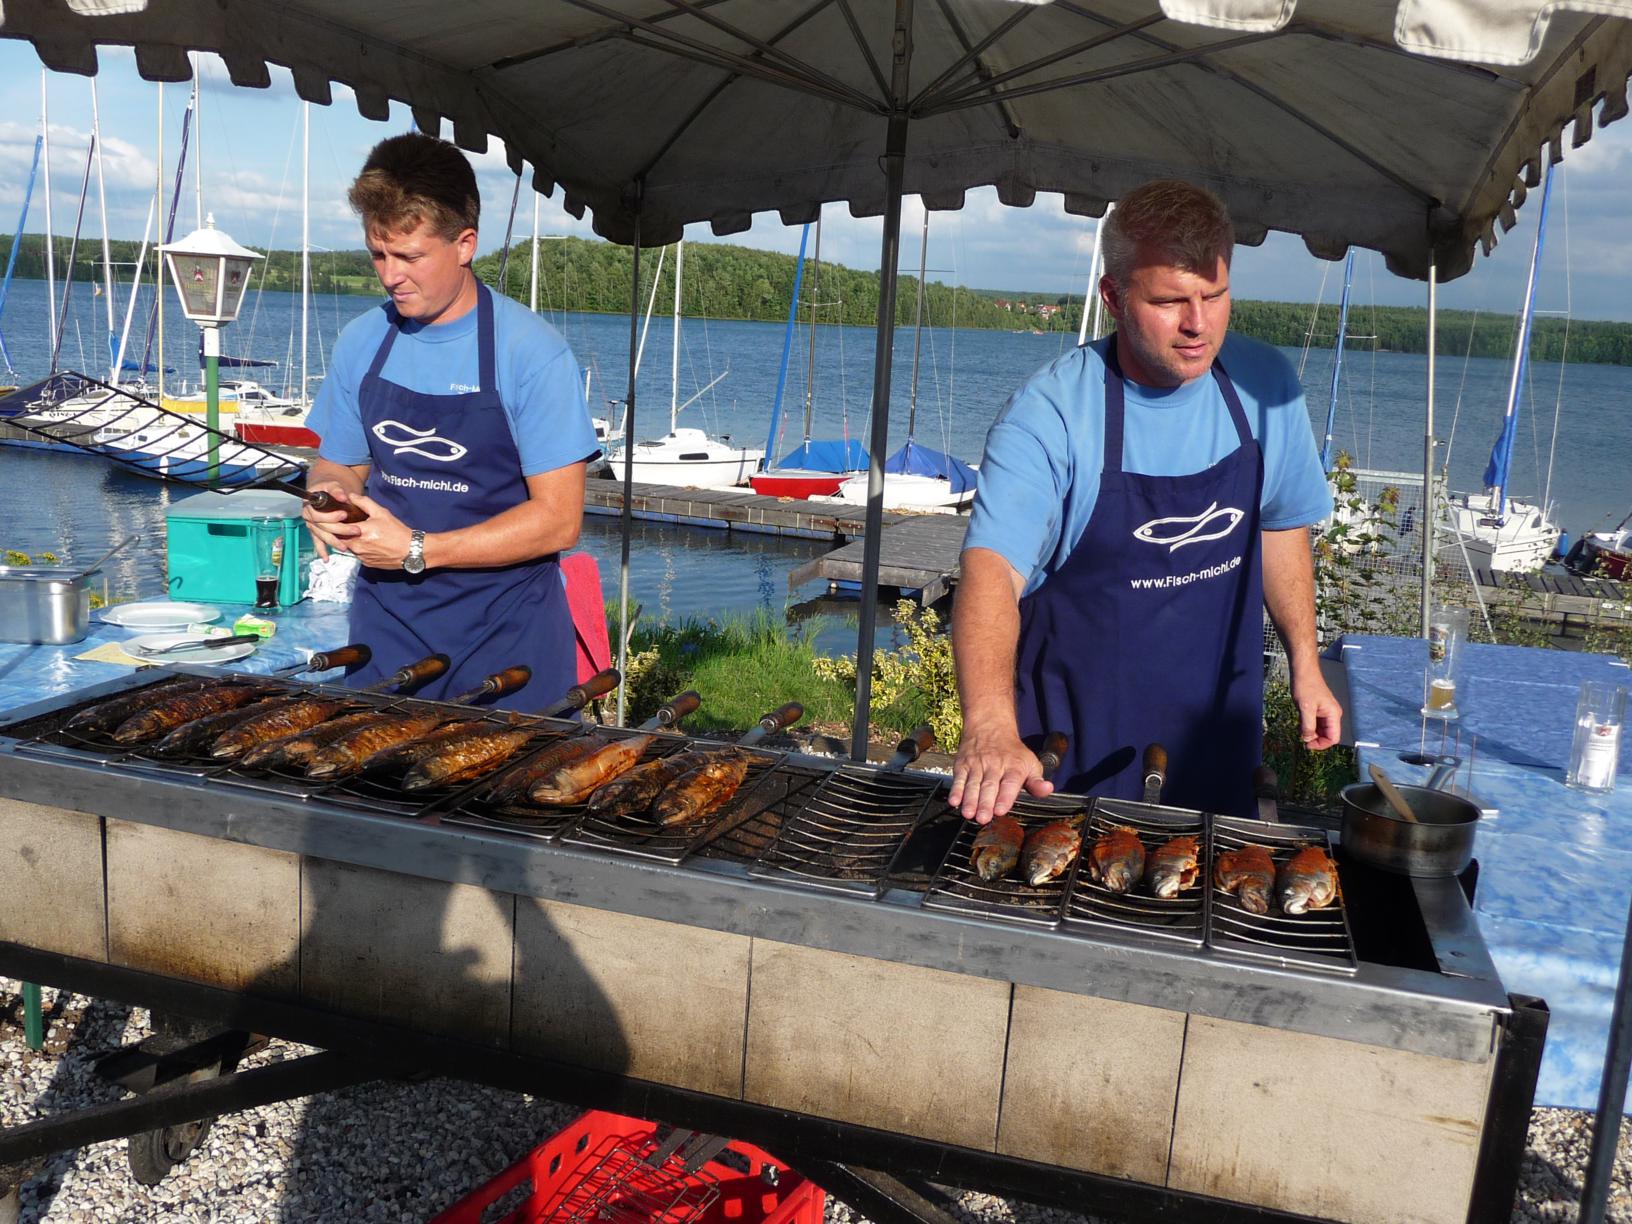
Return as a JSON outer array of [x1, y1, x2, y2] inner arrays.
[[159, 213, 263, 326]]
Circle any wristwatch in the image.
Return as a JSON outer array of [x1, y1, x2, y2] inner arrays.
[[403, 529, 427, 575]]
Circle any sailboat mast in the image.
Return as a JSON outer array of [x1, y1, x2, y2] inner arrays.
[[91, 80, 116, 372], [301, 101, 310, 408], [529, 192, 540, 315], [1486, 161, 1555, 520], [906, 209, 929, 441], [1079, 210, 1106, 347], [803, 216, 821, 441], [41, 70, 56, 357], [192, 60, 203, 229], [1089, 203, 1115, 341], [670, 240, 683, 434], [1320, 249, 1356, 472]]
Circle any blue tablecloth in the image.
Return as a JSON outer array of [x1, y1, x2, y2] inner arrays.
[[0, 599, 358, 712], [1340, 633, 1632, 1109]]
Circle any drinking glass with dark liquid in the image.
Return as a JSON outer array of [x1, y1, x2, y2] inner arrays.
[[252, 517, 284, 610]]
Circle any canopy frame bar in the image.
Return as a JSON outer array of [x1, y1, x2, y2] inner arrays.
[[834, 0, 892, 103], [491, 0, 735, 71], [908, 1, 1044, 112], [917, 13, 1166, 111], [924, 0, 1026, 138]]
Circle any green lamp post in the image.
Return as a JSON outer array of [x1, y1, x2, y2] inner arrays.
[[159, 215, 262, 484]]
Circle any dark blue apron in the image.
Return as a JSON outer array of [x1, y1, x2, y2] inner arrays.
[[343, 285, 576, 712], [1014, 338, 1265, 817]]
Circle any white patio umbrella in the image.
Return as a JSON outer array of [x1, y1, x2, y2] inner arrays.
[[4, 0, 1626, 744]]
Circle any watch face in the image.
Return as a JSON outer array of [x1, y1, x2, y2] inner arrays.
[[403, 554, 426, 574]]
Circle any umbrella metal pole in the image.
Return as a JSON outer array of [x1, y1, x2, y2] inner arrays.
[[851, 0, 913, 762], [616, 215, 641, 727], [1579, 887, 1632, 1224], [1421, 258, 1436, 637]]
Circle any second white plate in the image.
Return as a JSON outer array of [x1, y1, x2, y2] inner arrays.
[[125, 632, 257, 664], [100, 601, 223, 630]]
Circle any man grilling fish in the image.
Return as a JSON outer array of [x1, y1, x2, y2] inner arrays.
[[303, 133, 598, 711], [951, 180, 1342, 823]]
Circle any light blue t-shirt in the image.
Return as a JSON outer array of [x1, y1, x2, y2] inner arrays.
[[308, 290, 599, 477], [964, 334, 1332, 596]]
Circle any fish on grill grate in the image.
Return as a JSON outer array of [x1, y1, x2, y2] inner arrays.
[[239, 710, 394, 770], [1019, 815, 1084, 886], [970, 814, 1024, 881], [649, 750, 753, 828], [1277, 846, 1339, 915], [304, 712, 449, 779], [1214, 844, 1277, 914], [110, 685, 264, 744], [484, 737, 599, 806], [401, 726, 533, 792], [360, 720, 487, 773], [1145, 834, 1202, 898], [1085, 825, 1146, 894], [62, 677, 224, 735], [528, 734, 655, 805], [150, 693, 297, 757], [210, 697, 355, 759], [584, 749, 714, 819]]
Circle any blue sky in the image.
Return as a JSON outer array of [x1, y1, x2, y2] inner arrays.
[[2, 42, 1628, 322]]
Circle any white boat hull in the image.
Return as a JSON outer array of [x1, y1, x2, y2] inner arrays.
[[830, 472, 974, 513], [610, 429, 763, 489], [1438, 492, 1559, 573]]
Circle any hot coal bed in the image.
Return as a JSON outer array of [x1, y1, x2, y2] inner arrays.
[[0, 669, 1545, 1224]]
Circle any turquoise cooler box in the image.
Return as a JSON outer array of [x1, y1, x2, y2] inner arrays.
[[165, 489, 313, 606]]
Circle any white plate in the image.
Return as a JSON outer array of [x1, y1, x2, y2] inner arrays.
[[124, 632, 257, 665], [100, 601, 223, 630]]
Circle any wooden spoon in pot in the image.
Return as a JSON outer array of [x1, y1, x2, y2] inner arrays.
[[1367, 763, 1420, 824]]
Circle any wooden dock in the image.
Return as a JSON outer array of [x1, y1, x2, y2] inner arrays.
[[1470, 566, 1632, 629], [789, 513, 969, 604]]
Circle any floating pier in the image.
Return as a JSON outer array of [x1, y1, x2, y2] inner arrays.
[[1470, 566, 1632, 630]]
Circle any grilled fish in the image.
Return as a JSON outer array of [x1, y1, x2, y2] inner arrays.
[[1086, 826, 1146, 894], [63, 677, 220, 735], [1145, 835, 1201, 899], [484, 738, 600, 806], [150, 694, 293, 758], [1213, 844, 1277, 915], [361, 720, 486, 773], [1020, 816, 1084, 886], [111, 684, 263, 744], [529, 735, 655, 806], [650, 750, 752, 827], [970, 815, 1024, 881], [240, 710, 393, 770], [1277, 846, 1339, 915], [211, 697, 354, 760], [304, 712, 448, 779], [402, 727, 533, 792], [585, 749, 714, 818]]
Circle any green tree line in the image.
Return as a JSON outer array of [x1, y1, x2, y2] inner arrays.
[[5, 231, 1631, 363]]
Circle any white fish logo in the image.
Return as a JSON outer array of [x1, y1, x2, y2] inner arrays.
[[371, 419, 467, 463], [1133, 502, 1244, 552]]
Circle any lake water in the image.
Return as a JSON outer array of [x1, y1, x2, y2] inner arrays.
[[1, 276, 1628, 652]]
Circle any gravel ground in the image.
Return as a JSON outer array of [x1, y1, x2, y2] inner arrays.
[[4, 981, 1631, 1223]]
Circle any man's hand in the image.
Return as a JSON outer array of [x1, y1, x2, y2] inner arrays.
[[318, 491, 415, 571], [1290, 663, 1343, 751], [301, 480, 357, 561], [950, 724, 1054, 825]]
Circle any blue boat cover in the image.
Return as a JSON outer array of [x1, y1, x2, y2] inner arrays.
[[884, 438, 977, 494], [776, 438, 870, 472]]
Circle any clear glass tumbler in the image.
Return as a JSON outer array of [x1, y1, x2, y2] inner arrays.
[[1422, 605, 1469, 720], [1567, 680, 1627, 793], [252, 517, 283, 610]]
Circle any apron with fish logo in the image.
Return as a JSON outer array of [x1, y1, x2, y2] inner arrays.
[[1013, 337, 1265, 817], [345, 284, 575, 711]]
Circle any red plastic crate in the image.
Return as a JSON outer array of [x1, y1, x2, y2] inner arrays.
[[429, 1110, 826, 1224]]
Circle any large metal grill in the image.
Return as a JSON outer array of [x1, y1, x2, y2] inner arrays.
[[1065, 798, 1206, 949], [1209, 816, 1357, 975], [919, 794, 1092, 926]]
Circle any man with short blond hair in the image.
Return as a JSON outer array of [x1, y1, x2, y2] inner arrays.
[[303, 132, 597, 709], [950, 179, 1341, 822]]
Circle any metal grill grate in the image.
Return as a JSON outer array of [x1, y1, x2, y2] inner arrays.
[[1207, 816, 1358, 975], [545, 1139, 721, 1224], [748, 766, 943, 896], [920, 794, 1092, 927], [561, 746, 786, 864], [438, 728, 693, 843], [1064, 799, 1207, 948]]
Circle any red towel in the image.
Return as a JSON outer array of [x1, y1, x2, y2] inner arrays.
[[561, 552, 612, 684]]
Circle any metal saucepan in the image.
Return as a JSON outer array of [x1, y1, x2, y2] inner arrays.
[[1340, 767, 1479, 877]]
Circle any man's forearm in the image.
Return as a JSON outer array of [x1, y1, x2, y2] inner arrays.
[[423, 498, 581, 569], [1262, 527, 1320, 671], [953, 549, 1026, 734]]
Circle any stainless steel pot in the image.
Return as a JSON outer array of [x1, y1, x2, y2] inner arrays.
[[1339, 781, 1480, 877], [0, 566, 94, 645]]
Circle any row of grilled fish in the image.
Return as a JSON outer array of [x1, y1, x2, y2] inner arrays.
[[967, 815, 1339, 916]]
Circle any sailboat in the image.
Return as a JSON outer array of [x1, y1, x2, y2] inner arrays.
[[613, 240, 763, 488], [751, 213, 869, 498], [1437, 162, 1563, 574], [832, 212, 976, 512], [1568, 508, 1632, 580]]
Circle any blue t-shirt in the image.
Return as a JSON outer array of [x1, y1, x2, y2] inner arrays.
[[965, 334, 1332, 595], [308, 290, 599, 476]]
